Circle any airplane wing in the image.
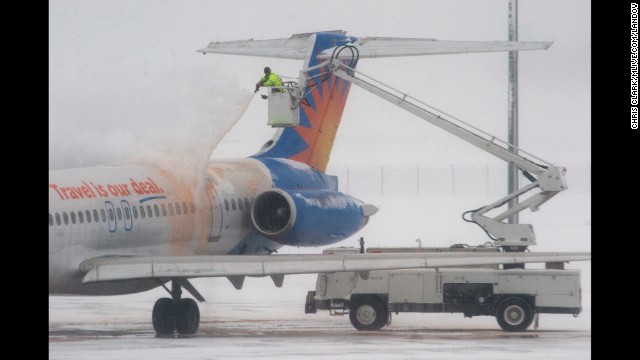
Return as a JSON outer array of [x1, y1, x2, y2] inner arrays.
[[80, 252, 590, 284], [197, 32, 551, 60]]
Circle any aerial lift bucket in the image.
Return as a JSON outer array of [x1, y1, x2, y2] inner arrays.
[[267, 88, 299, 127]]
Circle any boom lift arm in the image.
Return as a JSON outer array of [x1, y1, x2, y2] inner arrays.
[[288, 47, 567, 250]]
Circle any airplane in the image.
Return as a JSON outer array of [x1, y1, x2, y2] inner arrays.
[[49, 30, 589, 336]]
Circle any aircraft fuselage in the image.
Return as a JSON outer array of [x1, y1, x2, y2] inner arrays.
[[49, 158, 276, 295]]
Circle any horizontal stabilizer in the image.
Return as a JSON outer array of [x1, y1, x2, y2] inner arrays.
[[320, 38, 553, 59], [198, 35, 312, 59], [80, 252, 590, 284], [198, 32, 551, 60]]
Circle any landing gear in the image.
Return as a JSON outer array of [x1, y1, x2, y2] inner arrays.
[[152, 279, 202, 336]]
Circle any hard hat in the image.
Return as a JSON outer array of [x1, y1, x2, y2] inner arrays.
[[264, 66, 271, 74]]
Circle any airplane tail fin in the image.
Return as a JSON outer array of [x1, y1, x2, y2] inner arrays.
[[199, 31, 551, 173], [253, 31, 357, 173]]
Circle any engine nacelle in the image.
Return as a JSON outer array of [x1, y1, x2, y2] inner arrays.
[[251, 189, 376, 246]]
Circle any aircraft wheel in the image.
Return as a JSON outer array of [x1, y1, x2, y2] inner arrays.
[[176, 298, 200, 335], [349, 296, 387, 331], [152, 297, 176, 335], [496, 297, 534, 332]]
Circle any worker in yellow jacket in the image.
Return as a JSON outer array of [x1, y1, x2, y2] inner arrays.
[[255, 67, 285, 93]]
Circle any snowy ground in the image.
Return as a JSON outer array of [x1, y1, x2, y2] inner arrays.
[[49, 190, 590, 359], [49, 268, 590, 360]]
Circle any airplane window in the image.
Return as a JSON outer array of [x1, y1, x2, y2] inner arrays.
[[108, 208, 114, 222], [224, 199, 229, 211], [231, 199, 236, 211], [78, 211, 84, 224], [154, 204, 160, 217], [238, 198, 243, 210], [182, 202, 188, 215], [100, 209, 106, 222], [132, 206, 138, 219], [93, 209, 99, 222], [55, 213, 61, 226], [161, 204, 167, 216], [140, 206, 146, 218], [147, 205, 153, 218], [70, 211, 76, 224], [124, 207, 131, 220], [190, 202, 195, 214], [116, 208, 122, 221], [85, 210, 92, 223], [168, 203, 174, 216], [244, 198, 250, 210], [175, 202, 182, 215], [49, 213, 53, 226], [63, 212, 69, 225]]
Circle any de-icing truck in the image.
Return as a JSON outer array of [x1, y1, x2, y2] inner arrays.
[[305, 246, 581, 332]]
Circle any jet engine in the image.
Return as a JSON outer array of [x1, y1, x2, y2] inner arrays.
[[250, 188, 377, 246]]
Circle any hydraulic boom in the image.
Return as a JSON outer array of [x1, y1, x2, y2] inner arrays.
[[286, 48, 567, 250]]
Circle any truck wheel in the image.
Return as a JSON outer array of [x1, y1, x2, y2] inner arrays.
[[496, 297, 534, 332], [349, 297, 387, 331]]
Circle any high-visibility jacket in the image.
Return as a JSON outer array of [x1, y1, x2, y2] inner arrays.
[[257, 71, 285, 92]]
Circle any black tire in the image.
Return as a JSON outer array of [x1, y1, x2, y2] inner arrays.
[[305, 291, 317, 314], [349, 296, 387, 331], [176, 298, 200, 335], [495, 297, 534, 332], [152, 298, 176, 335]]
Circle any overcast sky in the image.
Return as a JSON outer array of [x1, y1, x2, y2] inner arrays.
[[49, 0, 590, 170]]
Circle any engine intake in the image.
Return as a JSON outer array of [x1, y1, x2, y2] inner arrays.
[[251, 189, 296, 238]]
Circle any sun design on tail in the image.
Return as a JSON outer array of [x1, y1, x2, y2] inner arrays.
[[290, 68, 351, 172]]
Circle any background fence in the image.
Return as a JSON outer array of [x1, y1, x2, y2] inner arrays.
[[326, 162, 591, 198]]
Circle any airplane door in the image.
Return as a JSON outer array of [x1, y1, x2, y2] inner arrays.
[[205, 177, 223, 242]]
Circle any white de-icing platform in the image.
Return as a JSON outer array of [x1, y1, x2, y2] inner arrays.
[[268, 91, 299, 127]]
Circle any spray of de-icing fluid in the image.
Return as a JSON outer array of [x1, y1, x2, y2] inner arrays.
[[50, 66, 254, 187]]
